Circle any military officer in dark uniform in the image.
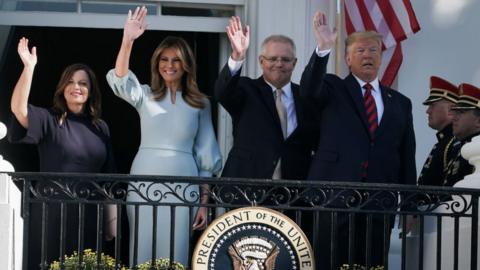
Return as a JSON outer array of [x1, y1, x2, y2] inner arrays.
[[418, 76, 460, 186], [444, 83, 480, 186]]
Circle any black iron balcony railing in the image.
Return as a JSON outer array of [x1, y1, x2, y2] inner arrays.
[[8, 172, 480, 270]]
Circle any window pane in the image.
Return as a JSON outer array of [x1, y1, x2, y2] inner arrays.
[[162, 6, 234, 17], [10, 0, 77, 12], [82, 3, 157, 15]]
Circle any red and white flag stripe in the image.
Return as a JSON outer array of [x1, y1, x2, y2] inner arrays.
[[344, 0, 420, 87]]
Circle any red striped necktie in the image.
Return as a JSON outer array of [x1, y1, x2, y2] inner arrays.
[[363, 83, 378, 140]]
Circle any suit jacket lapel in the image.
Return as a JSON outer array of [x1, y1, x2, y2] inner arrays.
[[255, 77, 283, 131], [345, 74, 369, 131], [375, 85, 393, 138]]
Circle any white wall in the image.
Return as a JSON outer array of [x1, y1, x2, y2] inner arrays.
[[399, 0, 480, 171]]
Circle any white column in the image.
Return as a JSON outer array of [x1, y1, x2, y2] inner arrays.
[[0, 121, 22, 270]]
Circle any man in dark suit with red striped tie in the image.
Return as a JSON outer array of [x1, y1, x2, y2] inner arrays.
[[300, 11, 417, 269]]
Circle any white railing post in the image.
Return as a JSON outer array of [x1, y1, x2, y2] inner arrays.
[[456, 135, 480, 188], [0, 121, 22, 270], [0, 121, 13, 172], [446, 135, 480, 270], [407, 135, 480, 270]]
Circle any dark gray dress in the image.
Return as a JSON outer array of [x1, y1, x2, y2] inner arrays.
[[9, 104, 115, 269]]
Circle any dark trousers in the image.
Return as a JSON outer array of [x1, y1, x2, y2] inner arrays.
[[314, 212, 393, 270]]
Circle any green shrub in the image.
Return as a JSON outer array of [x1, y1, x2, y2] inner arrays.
[[49, 249, 126, 270], [134, 258, 186, 270], [48, 250, 185, 270]]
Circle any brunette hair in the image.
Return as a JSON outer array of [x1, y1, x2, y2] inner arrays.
[[150, 36, 206, 108], [52, 63, 102, 124]]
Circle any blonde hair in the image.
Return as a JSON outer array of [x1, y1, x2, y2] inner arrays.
[[150, 36, 206, 108], [345, 31, 383, 54]]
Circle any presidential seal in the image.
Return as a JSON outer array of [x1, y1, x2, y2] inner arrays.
[[192, 207, 314, 270]]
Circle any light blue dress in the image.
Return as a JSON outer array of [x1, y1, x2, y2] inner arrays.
[[106, 70, 222, 266]]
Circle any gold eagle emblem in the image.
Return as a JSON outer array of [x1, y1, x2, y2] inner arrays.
[[228, 236, 280, 270]]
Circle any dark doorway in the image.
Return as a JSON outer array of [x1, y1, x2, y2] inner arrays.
[[0, 26, 220, 173]]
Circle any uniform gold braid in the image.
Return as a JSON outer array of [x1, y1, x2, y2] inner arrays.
[[443, 137, 455, 172]]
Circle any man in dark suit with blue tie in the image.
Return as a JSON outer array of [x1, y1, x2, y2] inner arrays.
[[214, 16, 317, 184], [300, 11, 417, 269]]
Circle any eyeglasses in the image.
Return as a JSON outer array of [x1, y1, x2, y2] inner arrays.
[[261, 56, 296, 64]]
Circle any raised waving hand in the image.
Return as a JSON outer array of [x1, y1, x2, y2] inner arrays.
[[11, 37, 37, 128], [123, 6, 148, 42], [17, 37, 37, 68], [313, 10, 338, 51], [115, 6, 147, 77], [226, 16, 250, 61]]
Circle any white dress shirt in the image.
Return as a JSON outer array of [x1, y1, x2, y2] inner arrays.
[[264, 81, 298, 136], [227, 56, 298, 136], [314, 48, 384, 123], [353, 76, 384, 123]]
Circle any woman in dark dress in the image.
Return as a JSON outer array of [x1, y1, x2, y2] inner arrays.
[[9, 37, 116, 269]]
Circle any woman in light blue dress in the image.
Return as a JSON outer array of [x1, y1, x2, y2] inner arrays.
[[106, 6, 222, 266]]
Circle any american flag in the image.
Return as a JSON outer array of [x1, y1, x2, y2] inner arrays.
[[344, 0, 421, 87]]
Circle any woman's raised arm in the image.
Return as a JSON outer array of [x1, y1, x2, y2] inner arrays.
[[11, 37, 37, 128], [114, 6, 148, 77]]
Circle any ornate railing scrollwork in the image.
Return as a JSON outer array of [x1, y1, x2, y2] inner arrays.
[[7, 172, 478, 217]]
